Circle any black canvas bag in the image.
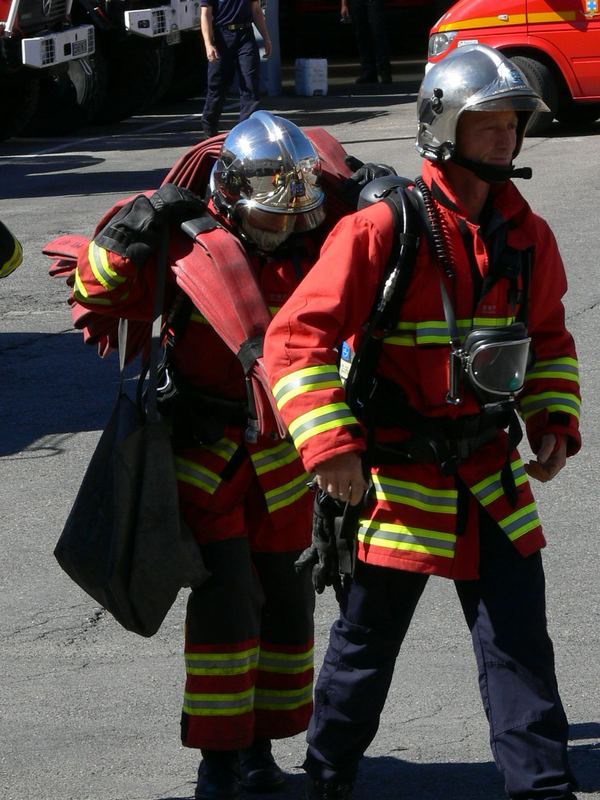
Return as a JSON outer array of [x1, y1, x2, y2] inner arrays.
[[54, 235, 209, 637]]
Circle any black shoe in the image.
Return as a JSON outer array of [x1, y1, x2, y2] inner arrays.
[[195, 750, 241, 800], [379, 70, 393, 84], [355, 72, 378, 84], [238, 739, 285, 791], [201, 121, 218, 138], [304, 776, 354, 800]]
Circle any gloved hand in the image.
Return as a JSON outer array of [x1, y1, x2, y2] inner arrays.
[[94, 184, 205, 267], [342, 156, 398, 207], [294, 489, 346, 594]]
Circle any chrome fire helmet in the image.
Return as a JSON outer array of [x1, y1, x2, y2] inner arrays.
[[211, 111, 326, 251], [416, 44, 548, 168]]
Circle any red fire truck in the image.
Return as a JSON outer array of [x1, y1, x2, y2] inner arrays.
[[427, 0, 600, 133]]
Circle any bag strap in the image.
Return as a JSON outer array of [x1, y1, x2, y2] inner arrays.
[[118, 229, 170, 422]]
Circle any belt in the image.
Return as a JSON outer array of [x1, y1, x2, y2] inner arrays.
[[220, 22, 251, 31]]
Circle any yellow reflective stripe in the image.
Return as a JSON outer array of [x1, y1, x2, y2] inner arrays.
[[472, 316, 515, 327], [288, 402, 359, 449], [273, 365, 343, 410], [373, 474, 456, 514], [438, 14, 526, 32], [264, 471, 310, 513], [88, 241, 127, 291], [258, 647, 314, 675], [525, 357, 579, 383], [2, 237, 22, 276], [268, 305, 280, 316], [185, 647, 259, 676], [528, 11, 577, 23], [358, 520, 456, 558], [175, 456, 221, 494], [183, 688, 254, 716], [254, 683, 313, 711], [499, 502, 540, 542], [204, 437, 239, 461], [250, 441, 301, 475], [520, 391, 581, 420], [190, 310, 209, 324], [470, 458, 528, 506], [73, 268, 112, 305], [415, 319, 471, 345]]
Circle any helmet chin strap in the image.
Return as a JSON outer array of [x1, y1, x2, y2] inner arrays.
[[452, 153, 532, 183]]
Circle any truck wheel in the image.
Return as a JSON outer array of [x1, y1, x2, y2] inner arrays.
[[510, 55, 558, 136], [556, 100, 600, 127], [26, 56, 108, 135], [96, 38, 162, 123], [0, 76, 40, 141]]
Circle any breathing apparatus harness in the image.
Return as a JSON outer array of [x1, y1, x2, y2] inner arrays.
[[345, 176, 533, 506]]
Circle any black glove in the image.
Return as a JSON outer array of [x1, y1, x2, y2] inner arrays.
[[294, 489, 346, 594], [94, 184, 205, 267], [342, 156, 398, 208]]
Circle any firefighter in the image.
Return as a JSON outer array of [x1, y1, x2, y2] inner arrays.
[[0, 220, 23, 278], [264, 46, 581, 800], [68, 111, 392, 800]]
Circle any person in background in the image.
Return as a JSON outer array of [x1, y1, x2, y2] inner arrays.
[[200, 0, 271, 139], [264, 45, 581, 800], [0, 220, 23, 278], [340, 0, 392, 84]]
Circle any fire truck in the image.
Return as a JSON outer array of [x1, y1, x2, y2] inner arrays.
[[0, 0, 94, 139], [428, 0, 600, 134]]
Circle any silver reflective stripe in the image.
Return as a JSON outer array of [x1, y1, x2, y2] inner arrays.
[[273, 366, 342, 406], [375, 476, 455, 512], [358, 524, 455, 553]]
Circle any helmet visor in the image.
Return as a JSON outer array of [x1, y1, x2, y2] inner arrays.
[[237, 201, 326, 235]]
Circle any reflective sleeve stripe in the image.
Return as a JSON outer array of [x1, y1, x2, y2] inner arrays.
[[175, 456, 221, 494], [273, 365, 343, 410], [250, 441, 302, 475], [185, 647, 259, 675], [263, 472, 310, 513], [372, 474, 456, 514], [254, 684, 313, 711], [183, 688, 255, 716], [525, 357, 579, 383], [88, 241, 127, 291], [73, 268, 113, 305], [358, 520, 456, 558], [519, 391, 581, 420], [500, 502, 541, 542], [257, 647, 314, 674], [470, 458, 528, 506], [287, 402, 359, 449]]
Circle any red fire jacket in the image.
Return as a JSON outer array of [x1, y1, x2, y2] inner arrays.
[[264, 160, 581, 579]]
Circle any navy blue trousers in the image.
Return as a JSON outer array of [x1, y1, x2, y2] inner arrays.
[[201, 26, 260, 131], [306, 511, 576, 800], [348, 0, 391, 76]]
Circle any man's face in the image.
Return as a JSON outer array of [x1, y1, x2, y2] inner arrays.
[[456, 109, 518, 166]]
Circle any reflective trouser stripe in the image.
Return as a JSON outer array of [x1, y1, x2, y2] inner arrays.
[[254, 684, 313, 711], [183, 688, 255, 716], [358, 520, 456, 558], [258, 647, 314, 674], [185, 648, 259, 676]]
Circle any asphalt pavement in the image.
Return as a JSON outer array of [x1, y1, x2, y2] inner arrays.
[[1, 68, 599, 800]]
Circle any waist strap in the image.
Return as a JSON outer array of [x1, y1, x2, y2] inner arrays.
[[219, 22, 251, 31]]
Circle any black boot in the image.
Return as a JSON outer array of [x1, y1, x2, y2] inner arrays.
[[238, 739, 285, 792], [195, 750, 241, 800]]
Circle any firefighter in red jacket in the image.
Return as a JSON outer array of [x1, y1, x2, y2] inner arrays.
[[69, 111, 391, 800], [264, 46, 581, 800]]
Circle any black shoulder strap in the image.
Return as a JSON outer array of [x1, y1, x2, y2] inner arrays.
[[344, 186, 420, 419]]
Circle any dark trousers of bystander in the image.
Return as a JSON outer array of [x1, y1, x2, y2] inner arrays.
[[305, 508, 576, 800], [201, 26, 260, 136], [348, 0, 392, 83]]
